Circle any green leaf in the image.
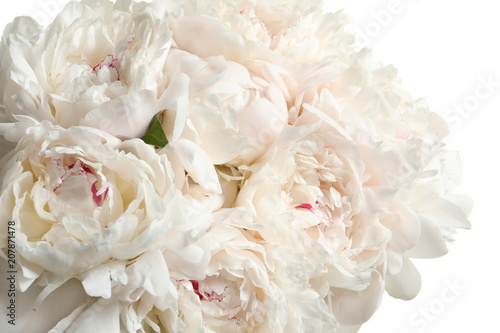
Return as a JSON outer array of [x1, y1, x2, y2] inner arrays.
[[141, 113, 169, 148]]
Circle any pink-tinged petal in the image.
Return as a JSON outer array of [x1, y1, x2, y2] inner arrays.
[[190, 280, 204, 301], [190, 279, 229, 303], [203, 287, 228, 303], [295, 203, 314, 213], [91, 181, 108, 207], [83, 54, 120, 81]]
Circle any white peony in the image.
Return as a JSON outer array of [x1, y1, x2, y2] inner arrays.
[[169, 0, 354, 65], [109, 209, 290, 333], [0, 121, 210, 306], [235, 117, 389, 329], [59, 208, 288, 333], [234, 90, 470, 331], [0, 0, 182, 140], [286, 45, 472, 302], [161, 48, 288, 166]]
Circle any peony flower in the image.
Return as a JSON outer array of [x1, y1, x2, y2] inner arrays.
[[54, 208, 289, 333], [285, 45, 472, 303], [234, 117, 388, 328], [174, 226, 285, 332], [0, 0, 183, 140], [169, 0, 354, 65], [233, 91, 470, 330], [46, 249, 181, 333], [110, 209, 290, 333], [0, 121, 211, 303], [161, 48, 288, 166]]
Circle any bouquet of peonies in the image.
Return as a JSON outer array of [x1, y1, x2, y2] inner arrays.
[[0, 0, 471, 332]]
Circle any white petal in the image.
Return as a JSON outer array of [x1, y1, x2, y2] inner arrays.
[[66, 298, 120, 333], [81, 90, 157, 140], [81, 264, 114, 299], [329, 269, 384, 326], [301, 104, 352, 140], [120, 250, 176, 300], [173, 138, 222, 193], [385, 257, 421, 300], [407, 216, 449, 258], [173, 15, 247, 62], [419, 195, 472, 229], [157, 73, 190, 144]]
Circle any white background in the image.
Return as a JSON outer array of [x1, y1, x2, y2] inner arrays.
[[1, 1, 498, 332]]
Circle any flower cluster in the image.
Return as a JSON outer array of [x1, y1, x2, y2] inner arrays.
[[0, 0, 471, 332]]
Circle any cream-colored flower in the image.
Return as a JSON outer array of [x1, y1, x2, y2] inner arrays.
[[286, 45, 472, 305], [178, 222, 288, 332], [111, 210, 289, 333], [235, 114, 394, 327], [161, 48, 288, 166], [231, 71, 469, 330], [0, 0, 181, 140], [169, 0, 354, 65], [59, 209, 288, 333], [0, 121, 210, 301]]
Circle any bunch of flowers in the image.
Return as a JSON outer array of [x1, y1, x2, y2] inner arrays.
[[0, 0, 471, 332]]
